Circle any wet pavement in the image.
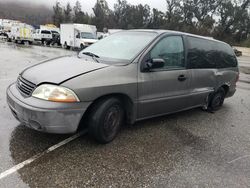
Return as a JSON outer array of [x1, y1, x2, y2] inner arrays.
[[0, 41, 250, 187]]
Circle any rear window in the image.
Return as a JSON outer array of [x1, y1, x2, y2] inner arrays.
[[41, 30, 51, 34], [187, 36, 237, 69]]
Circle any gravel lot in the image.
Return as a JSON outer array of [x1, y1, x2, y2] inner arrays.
[[0, 42, 250, 188]]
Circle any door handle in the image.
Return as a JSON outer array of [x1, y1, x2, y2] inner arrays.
[[178, 75, 187, 81]]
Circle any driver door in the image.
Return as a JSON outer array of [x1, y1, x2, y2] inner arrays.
[[137, 35, 192, 119]]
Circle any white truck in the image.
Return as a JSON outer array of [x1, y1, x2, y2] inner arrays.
[[32, 29, 53, 45], [11, 23, 34, 44], [33, 25, 61, 46], [40, 25, 61, 46], [0, 19, 20, 41], [60, 24, 98, 49]]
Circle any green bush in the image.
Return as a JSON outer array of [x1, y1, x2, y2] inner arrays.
[[240, 38, 250, 48]]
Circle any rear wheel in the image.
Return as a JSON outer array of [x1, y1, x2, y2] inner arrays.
[[88, 98, 124, 144], [208, 88, 225, 111], [41, 39, 45, 46]]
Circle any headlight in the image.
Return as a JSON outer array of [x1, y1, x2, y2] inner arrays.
[[32, 84, 80, 103]]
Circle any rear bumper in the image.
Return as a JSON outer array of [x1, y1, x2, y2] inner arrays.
[[7, 83, 91, 134]]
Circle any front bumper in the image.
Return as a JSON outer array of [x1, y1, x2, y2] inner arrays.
[[6, 83, 91, 134]]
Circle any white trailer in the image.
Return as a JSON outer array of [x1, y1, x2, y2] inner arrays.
[[11, 23, 34, 44], [0, 19, 20, 40], [60, 24, 98, 49]]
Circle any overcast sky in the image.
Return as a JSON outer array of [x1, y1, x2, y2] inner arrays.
[[2, 0, 167, 14]]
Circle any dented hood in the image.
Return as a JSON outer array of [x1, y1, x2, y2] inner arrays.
[[21, 55, 108, 85]]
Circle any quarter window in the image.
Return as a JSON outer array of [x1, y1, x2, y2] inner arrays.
[[187, 36, 237, 69], [150, 36, 185, 69], [187, 37, 215, 69]]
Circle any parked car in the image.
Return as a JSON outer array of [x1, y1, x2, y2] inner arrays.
[[60, 24, 98, 49], [7, 30, 239, 143], [32, 29, 53, 45], [233, 48, 242, 57]]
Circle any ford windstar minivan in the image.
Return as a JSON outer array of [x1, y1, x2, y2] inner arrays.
[[7, 30, 239, 143]]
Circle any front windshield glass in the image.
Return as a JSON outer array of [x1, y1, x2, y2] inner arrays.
[[81, 31, 157, 61], [81, 32, 96, 39]]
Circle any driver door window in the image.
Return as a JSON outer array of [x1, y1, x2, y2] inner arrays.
[[150, 36, 185, 69], [76, 32, 80, 39]]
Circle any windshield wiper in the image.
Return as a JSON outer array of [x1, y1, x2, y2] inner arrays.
[[82, 52, 100, 58], [81, 52, 100, 63]]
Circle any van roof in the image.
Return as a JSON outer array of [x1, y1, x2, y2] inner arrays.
[[128, 29, 227, 45]]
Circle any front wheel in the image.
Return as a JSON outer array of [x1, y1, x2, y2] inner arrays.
[[80, 43, 85, 50], [209, 88, 225, 111], [88, 98, 124, 144]]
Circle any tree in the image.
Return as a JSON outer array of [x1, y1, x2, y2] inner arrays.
[[148, 8, 165, 29], [130, 4, 151, 28], [165, 0, 182, 30], [92, 0, 112, 30], [53, 1, 63, 26], [214, 0, 250, 42], [64, 2, 72, 23], [49, 0, 250, 45], [113, 0, 130, 29], [73, 0, 86, 23]]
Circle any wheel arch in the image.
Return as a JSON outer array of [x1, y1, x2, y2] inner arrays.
[[78, 93, 136, 131], [216, 84, 229, 96], [221, 84, 229, 96]]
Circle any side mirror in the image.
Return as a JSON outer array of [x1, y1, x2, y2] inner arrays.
[[144, 58, 165, 71]]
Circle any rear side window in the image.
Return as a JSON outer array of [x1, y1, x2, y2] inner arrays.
[[41, 30, 51, 34], [187, 36, 237, 69], [216, 43, 237, 68], [187, 37, 216, 69]]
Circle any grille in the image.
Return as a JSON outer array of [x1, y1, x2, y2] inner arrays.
[[16, 76, 36, 96]]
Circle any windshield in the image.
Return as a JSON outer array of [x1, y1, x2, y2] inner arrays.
[[81, 31, 157, 61], [81, 32, 96, 39]]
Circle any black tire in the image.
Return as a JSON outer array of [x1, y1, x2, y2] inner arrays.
[[209, 88, 225, 111], [7, 36, 11, 42], [63, 42, 69, 49], [88, 98, 124, 144], [43, 40, 48, 46], [80, 43, 85, 50]]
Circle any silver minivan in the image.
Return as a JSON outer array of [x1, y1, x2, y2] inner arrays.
[[7, 30, 239, 143]]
